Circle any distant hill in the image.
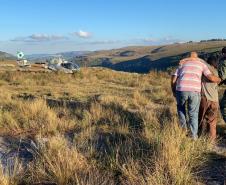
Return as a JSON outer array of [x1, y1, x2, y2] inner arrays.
[[73, 41, 226, 73], [26, 53, 54, 60], [0, 51, 15, 61], [27, 51, 91, 61], [56, 51, 91, 59]]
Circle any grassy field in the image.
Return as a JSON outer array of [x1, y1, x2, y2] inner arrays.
[[0, 68, 225, 185]]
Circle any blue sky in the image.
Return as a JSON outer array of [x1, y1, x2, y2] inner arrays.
[[0, 0, 226, 54]]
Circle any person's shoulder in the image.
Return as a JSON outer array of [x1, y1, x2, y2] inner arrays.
[[195, 58, 209, 67], [179, 58, 188, 65], [179, 57, 196, 65], [196, 57, 206, 63], [209, 65, 218, 75], [183, 57, 204, 63]]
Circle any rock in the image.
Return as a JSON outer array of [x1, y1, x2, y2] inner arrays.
[[0, 136, 38, 175]]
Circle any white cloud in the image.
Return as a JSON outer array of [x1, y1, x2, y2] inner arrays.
[[11, 34, 67, 42], [73, 30, 92, 38], [30, 34, 66, 41], [141, 37, 185, 45], [142, 38, 158, 42], [86, 40, 120, 45], [3, 34, 186, 54]]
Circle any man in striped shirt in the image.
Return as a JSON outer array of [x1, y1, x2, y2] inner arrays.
[[171, 52, 221, 139]]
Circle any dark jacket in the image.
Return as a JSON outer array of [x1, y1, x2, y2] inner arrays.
[[219, 57, 226, 85]]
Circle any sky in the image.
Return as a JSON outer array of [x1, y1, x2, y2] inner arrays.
[[0, 0, 226, 54]]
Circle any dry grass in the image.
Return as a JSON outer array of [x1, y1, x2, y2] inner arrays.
[[147, 124, 212, 185], [0, 68, 223, 185], [26, 136, 90, 184]]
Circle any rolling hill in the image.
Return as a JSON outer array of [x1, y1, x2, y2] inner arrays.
[[27, 51, 91, 61], [0, 51, 15, 61], [2, 40, 226, 73], [73, 40, 226, 73]]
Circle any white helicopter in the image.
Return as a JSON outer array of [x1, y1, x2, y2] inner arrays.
[[16, 51, 31, 67], [46, 57, 80, 74]]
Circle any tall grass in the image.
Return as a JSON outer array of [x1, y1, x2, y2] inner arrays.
[[147, 124, 212, 185], [0, 68, 217, 184]]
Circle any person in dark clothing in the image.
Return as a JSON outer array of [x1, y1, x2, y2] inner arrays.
[[218, 47, 226, 123]]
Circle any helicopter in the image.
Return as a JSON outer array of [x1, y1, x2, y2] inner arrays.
[[46, 57, 80, 74], [15, 51, 80, 73]]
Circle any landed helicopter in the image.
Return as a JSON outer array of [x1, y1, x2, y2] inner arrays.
[[15, 52, 80, 73], [46, 57, 80, 74]]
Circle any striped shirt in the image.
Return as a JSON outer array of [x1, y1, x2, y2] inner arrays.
[[174, 58, 212, 92]]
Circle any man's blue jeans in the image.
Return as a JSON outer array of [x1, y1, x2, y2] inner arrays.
[[176, 91, 201, 139]]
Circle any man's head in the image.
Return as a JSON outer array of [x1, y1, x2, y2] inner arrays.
[[190, 52, 198, 58], [222, 47, 226, 56], [207, 56, 218, 69]]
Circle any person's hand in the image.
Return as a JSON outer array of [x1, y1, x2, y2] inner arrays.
[[217, 77, 222, 84]]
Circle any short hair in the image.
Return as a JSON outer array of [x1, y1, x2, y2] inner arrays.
[[207, 56, 217, 66], [222, 47, 226, 54]]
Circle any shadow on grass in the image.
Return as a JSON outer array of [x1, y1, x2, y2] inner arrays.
[[198, 125, 226, 184], [10, 95, 154, 184], [63, 99, 152, 184], [91, 129, 152, 162], [46, 96, 145, 133], [97, 102, 144, 133], [87, 128, 154, 185], [198, 152, 226, 185], [217, 124, 226, 140]]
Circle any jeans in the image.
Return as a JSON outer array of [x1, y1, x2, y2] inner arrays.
[[176, 91, 201, 138]]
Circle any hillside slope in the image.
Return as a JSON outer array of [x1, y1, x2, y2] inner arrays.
[[27, 51, 91, 61], [74, 41, 226, 73], [0, 51, 15, 60], [0, 68, 225, 184]]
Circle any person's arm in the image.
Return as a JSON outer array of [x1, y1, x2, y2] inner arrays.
[[171, 68, 180, 97], [171, 75, 178, 97], [206, 74, 221, 84], [202, 63, 222, 84]]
